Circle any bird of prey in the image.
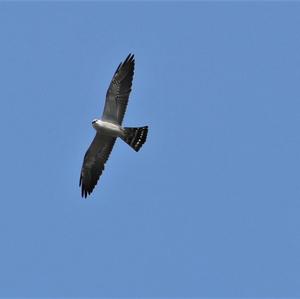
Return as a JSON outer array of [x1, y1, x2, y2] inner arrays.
[[79, 54, 148, 198]]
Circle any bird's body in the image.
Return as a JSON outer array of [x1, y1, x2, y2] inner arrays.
[[92, 119, 124, 138], [79, 54, 148, 198]]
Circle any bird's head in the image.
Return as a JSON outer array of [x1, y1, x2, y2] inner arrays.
[[92, 119, 98, 129]]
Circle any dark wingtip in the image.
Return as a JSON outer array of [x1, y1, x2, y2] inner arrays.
[[80, 185, 93, 199], [115, 54, 134, 75], [80, 183, 87, 198], [124, 53, 134, 63], [124, 53, 131, 63]]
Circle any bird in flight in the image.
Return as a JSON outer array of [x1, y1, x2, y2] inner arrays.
[[79, 54, 148, 198]]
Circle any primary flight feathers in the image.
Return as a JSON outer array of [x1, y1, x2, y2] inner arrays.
[[79, 54, 148, 198]]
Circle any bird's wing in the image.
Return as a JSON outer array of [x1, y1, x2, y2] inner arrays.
[[102, 53, 135, 125], [79, 133, 116, 198]]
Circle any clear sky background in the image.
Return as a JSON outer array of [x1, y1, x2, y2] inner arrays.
[[0, 2, 299, 298]]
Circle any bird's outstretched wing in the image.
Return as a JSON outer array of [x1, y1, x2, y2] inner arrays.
[[79, 133, 116, 198], [102, 53, 135, 125]]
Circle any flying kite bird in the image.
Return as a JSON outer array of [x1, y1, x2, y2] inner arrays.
[[79, 54, 148, 198]]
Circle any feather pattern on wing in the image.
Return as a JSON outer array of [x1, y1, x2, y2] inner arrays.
[[79, 133, 116, 198], [102, 54, 135, 125]]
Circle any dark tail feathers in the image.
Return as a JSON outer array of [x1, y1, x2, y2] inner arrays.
[[122, 126, 148, 152]]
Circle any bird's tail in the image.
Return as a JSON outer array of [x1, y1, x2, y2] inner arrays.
[[121, 126, 148, 152]]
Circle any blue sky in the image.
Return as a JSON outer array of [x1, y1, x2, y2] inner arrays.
[[0, 2, 300, 298]]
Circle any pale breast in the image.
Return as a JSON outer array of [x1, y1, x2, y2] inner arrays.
[[95, 120, 124, 137]]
